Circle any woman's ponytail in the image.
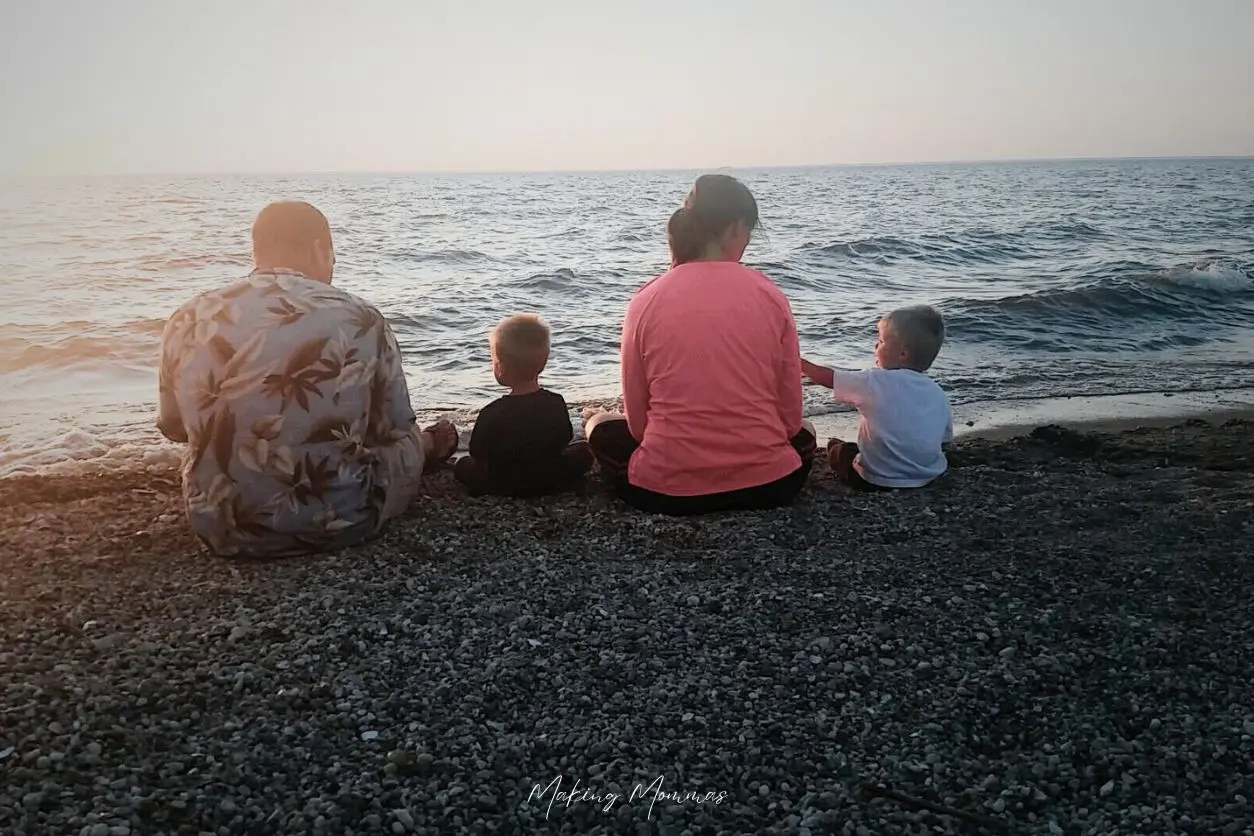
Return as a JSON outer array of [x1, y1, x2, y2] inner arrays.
[[666, 174, 759, 267], [667, 207, 701, 266]]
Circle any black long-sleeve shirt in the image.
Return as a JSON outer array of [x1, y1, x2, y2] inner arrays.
[[466, 390, 579, 495]]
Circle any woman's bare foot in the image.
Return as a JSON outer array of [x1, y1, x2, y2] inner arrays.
[[421, 419, 459, 466], [580, 406, 607, 427]]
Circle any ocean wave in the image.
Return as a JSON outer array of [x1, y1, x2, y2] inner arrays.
[[790, 219, 1112, 270], [939, 261, 1253, 351], [749, 261, 837, 293], [1157, 260, 1252, 291], [136, 253, 252, 272], [388, 308, 482, 335], [0, 319, 165, 372], [792, 229, 1042, 268], [1029, 219, 1108, 241], [395, 248, 499, 265], [516, 268, 579, 292]]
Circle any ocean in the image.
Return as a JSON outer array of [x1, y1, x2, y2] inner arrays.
[[2, 158, 1253, 477]]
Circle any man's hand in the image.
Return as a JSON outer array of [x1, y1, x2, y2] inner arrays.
[[801, 358, 834, 389], [156, 414, 189, 444]]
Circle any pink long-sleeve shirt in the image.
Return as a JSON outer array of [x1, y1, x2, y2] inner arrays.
[[620, 261, 805, 496]]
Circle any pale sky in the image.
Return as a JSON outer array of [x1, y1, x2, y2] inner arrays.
[[1, 0, 1252, 176]]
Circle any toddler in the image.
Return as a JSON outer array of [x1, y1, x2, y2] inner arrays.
[[454, 313, 593, 497], [802, 305, 953, 490]]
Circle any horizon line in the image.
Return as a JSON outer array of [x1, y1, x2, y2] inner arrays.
[[4, 153, 1253, 180]]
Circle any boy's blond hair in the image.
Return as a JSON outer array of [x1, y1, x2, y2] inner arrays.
[[491, 313, 551, 380], [884, 305, 945, 371]]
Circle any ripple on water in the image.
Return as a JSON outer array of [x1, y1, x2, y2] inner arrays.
[[2, 159, 1253, 473]]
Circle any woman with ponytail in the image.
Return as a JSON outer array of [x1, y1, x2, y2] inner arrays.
[[584, 174, 816, 515]]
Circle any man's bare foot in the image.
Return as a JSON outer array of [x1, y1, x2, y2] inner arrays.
[[421, 419, 459, 465]]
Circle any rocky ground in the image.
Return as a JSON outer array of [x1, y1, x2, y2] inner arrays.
[[1, 419, 1252, 836]]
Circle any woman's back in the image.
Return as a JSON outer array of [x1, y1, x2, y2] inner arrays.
[[622, 261, 803, 496]]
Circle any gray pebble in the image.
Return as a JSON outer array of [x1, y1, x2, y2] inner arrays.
[[7, 427, 1254, 836]]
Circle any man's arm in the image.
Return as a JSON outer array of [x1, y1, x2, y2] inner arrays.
[[801, 358, 834, 389], [370, 317, 418, 444], [156, 309, 189, 443]]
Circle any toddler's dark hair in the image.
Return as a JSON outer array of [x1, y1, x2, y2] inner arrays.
[[885, 305, 946, 371]]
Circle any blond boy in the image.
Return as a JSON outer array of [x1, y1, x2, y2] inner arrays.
[[802, 305, 952, 490], [454, 314, 593, 497]]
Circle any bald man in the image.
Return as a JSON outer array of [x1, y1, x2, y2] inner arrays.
[[157, 201, 456, 558]]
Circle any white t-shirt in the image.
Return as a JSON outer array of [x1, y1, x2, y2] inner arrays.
[[831, 368, 953, 488]]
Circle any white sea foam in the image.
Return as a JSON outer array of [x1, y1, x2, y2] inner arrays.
[[1159, 260, 1251, 292], [0, 399, 856, 479], [0, 428, 182, 479]]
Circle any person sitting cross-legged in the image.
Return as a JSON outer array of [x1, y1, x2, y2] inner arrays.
[[454, 313, 593, 498], [156, 200, 457, 557], [584, 174, 817, 515], [802, 305, 953, 491]]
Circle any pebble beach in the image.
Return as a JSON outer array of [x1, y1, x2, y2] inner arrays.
[[2, 418, 1253, 835]]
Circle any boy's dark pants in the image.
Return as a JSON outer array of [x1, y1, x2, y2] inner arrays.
[[454, 442, 594, 498]]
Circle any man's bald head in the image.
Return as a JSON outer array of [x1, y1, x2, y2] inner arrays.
[[251, 201, 336, 283]]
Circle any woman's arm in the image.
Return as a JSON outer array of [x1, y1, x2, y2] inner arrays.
[[776, 302, 805, 436], [621, 299, 649, 442]]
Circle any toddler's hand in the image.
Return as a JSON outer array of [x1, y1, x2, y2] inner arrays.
[[800, 358, 835, 389], [580, 406, 607, 424]]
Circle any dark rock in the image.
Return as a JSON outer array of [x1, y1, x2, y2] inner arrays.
[[3, 421, 1254, 834]]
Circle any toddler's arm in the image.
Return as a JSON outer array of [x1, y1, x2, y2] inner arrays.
[[551, 396, 576, 448], [467, 403, 499, 460], [801, 358, 834, 389]]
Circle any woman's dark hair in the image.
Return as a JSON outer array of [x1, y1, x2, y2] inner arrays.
[[666, 174, 759, 266]]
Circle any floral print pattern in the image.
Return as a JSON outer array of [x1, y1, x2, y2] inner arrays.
[[157, 268, 423, 557]]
